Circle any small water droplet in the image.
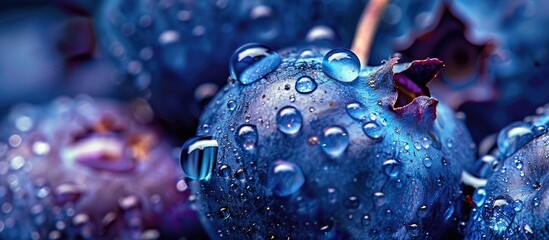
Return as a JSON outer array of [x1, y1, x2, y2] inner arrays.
[[373, 192, 385, 206], [346, 102, 368, 120], [276, 106, 303, 135], [218, 164, 231, 178], [407, 223, 420, 236], [320, 126, 349, 158], [180, 136, 218, 180], [420, 137, 431, 149], [230, 43, 281, 84], [344, 196, 360, 209], [267, 160, 305, 197], [417, 205, 428, 218], [513, 200, 523, 212], [423, 157, 432, 168], [218, 207, 230, 219], [362, 122, 384, 140], [295, 76, 317, 94], [236, 125, 258, 151], [514, 160, 523, 169], [322, 48, 360, 82], [227, 100, 237, 111], [289, 95, 296, 102], [361, 214, 371, 225], [382, 159, 400, 177]]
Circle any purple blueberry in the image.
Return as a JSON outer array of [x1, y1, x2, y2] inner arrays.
[[0, 97, 204, 239]]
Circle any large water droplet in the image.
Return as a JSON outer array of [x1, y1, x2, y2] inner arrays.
[[276, 106, 303, 135], [236, 124, 258, 151], [320, 126, 349, 158], [180, 136, 218, 180], [483, 195, 516, 233], [267, 160, 305, 197], [497, 122, 536, 158], [230, 43, 281, 84], [295, 76, 317, 94], [346, 102, 368, 120], [362, 122, 384, 140], [382, 159, 400, 177], [322, 48, 360, 82]]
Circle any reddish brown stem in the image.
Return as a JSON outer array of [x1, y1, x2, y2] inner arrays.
[[351, 0, 390, 67]]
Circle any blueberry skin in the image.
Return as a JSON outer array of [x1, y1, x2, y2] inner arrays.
[[466, 106, 549, 239], [189, 46, 474, 239]]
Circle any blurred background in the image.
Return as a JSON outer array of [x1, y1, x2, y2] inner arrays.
[[0, 0, 547, 239]]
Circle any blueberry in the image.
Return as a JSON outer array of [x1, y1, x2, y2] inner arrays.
[[0, 97, 204, 239], [184, 46, 475, 239], [465, 104, 549, 239]]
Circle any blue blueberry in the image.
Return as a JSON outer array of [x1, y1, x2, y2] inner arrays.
[[184, 46, 474, 239], [465, 104, 549, 239]]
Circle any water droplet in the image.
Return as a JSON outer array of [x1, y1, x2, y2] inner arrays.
[[230, 43, 281, 84], [497, 122, 536, 158], [218, 164, 231, 178], [306, 25, 336, 42], [361, 214, 371, 226], [346, 102, 368, 120], [514, 160, 523, 169], [276, 106, 303, 135], [295, 76, 317, 94], [322, 48, 360, 82], [483, 195, 515, 233], [267, 160, 305, 197], [227, 100, 237, 111], [344, 196, 360, 209], [320, 126, 349, 158], [236, 125, 258, 151], [417, 205, 428, 218], [373, 192, 385, 206], [180, 136, 218, 180], [473, 188, 487, 207], [533, 197, 540, 207], [423, 157, 432, 168], [289, 95, 296, 102], [218, 207, 230, 219], [446, 139, 453, 148], [382, 159, 400, 177], [513, 200, 523, 212], [407, 223, 420, 236], [362, 122, 384, 140], [420, 137, 431, 149]]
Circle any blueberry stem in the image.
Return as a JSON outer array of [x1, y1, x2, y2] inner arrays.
[[351, 0, 389, 67]]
